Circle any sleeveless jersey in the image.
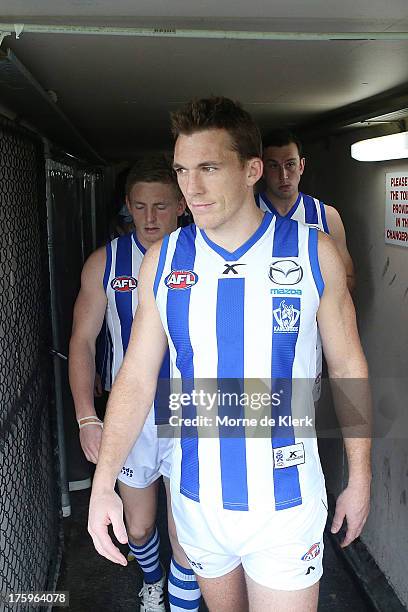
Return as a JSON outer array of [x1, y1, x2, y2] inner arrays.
[[103, 232, 170, 423], [256, 191, 330, 233], [154, 213, 325, 513], [256, 191, 329, 402]]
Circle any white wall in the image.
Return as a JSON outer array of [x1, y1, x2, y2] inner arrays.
[[302, 125, 408, 606]]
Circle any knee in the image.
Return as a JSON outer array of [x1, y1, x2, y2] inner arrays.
[[168, 524, 189, 566], [167, 515, 178, 546], [127, 521, 156, 546]]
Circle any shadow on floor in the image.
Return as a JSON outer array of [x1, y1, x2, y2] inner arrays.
[[55, 485, 375, 611]]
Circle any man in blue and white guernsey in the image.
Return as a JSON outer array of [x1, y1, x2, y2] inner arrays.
[[257, 129, 355, 401], [257, 129, 355, 291], [69, 155, 202, 612], [88, 98, 371, 612]]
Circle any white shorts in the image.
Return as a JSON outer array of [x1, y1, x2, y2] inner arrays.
[[172, 482, 328, 591], [117, 407, 173, 488]]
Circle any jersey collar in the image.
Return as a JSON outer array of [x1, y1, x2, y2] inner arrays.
[[260, 191, 302, 219], [199, 212, 273, 261], [132, 231, 147, 255]]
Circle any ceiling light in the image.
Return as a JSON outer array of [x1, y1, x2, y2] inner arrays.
[[351, 131, 408, 161], [364, 108, 408, 122]]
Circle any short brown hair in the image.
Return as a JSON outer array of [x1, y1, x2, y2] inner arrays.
[[125, 153, 182, 198], [263, 129, 303, 158], [170, 96, 262, 162]]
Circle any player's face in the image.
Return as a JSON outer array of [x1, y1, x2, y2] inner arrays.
[[173, 128, 259, 231], [263, 143, 305, 202], [126, 181, 185, 248]]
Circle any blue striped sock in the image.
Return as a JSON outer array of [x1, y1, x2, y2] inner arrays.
[[128, 528, 163, 584], [168, 557, 201, 611]]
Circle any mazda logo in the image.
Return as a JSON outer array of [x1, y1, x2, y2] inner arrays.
[[269, 260, 303, 285]]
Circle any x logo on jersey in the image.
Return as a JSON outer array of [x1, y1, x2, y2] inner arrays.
[[223, 263, 246, 275]]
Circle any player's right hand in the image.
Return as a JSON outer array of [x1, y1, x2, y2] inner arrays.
[[80, 424, 103, 464], [88, 488, 128, 566]]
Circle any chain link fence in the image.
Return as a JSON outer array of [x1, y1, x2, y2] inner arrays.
[[0, 118, 61, 611], [45, 156, 107, 489]]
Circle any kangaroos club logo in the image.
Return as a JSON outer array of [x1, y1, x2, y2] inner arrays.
[[165, 270, 198, 290], [301, 542, 321, 561], [269, 259, 303, 285], [273, 300, 300, 333], [111, 276, 138, 292]]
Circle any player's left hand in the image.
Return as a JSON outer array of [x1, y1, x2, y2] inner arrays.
[[331, 480, 371, 547]]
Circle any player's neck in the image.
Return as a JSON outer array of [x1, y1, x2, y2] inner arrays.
[[265, 189, 299, 217], [134, 230, 150, 251], [203, 199, 264, 253]]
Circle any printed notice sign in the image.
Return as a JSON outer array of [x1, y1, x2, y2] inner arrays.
[[385, 172, 408, 247]]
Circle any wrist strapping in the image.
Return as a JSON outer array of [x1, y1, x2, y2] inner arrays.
[[78, 416, 103, 430]]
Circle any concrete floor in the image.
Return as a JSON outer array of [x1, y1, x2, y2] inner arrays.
[[55, 485, 375, 611]]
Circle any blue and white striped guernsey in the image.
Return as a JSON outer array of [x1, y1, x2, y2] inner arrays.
[[256, 191, 330, 234], [154, 213, 325, 513], [103, 231, 170, 422], [256, 191, 329, 404], [104, 232, 146, 380]]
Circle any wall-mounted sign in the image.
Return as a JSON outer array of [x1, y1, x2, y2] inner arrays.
[[385, 172, 408, 247]]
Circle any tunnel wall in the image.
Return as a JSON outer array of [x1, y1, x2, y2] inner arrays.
[[301, 125, 408, 607]]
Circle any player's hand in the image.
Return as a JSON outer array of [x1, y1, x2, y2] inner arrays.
[[331, 480, 371, 547], [80, 425, 103, 464], [94, 372, 103, 397], [88, 488, 128, 566]]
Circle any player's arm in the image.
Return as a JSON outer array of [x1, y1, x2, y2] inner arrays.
[[317, 232, 371, 548], [325, 205, 356, 292], [69, 247, 107, 463], [88, 241, 168, 565]]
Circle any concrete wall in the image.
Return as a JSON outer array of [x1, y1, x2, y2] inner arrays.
[[301, 125, 408, 606]]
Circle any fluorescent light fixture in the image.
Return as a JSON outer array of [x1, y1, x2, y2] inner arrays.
[[351, 131, 408, 161]]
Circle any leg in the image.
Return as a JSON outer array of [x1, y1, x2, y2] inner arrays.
[[196, 565, 249, 612], [119, 479, 164, 582], [241, 488, 327, 612], [163, 477, 190, 566], [164, 477, 202, 612], [118, 479, 158, 545], [245, 573, 319, 612], [118, 479, 165, 610]]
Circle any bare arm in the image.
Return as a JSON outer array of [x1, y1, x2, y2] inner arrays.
[[88, 240, 168, 565], [317, 232, 371, 547], [325, 205, 355, 292], [69, 247, 108, 462]]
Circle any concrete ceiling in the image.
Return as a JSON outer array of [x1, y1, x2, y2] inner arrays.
[[0, 1, 408, 161]]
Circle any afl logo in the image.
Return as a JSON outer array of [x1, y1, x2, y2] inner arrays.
[[111, 276, 138, 292], [301, 542, 321, 561], [269, 259, 303, 285], [165, 270, 198, 290]]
